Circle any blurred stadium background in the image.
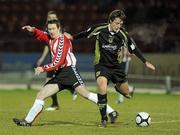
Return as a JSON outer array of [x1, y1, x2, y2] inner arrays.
[[0, 0, 180, 93]]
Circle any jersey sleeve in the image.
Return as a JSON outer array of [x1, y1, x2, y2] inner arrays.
[[32, 28, 50, 44], [42, 35, 69, 72], [73, 23, 108, 39], [127, 37, 146, 63]]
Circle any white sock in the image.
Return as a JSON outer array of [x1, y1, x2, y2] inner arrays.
[[88, 93, 114, 114], [25, 99, 44, 123], [117, 93, 124, 103], [129, 85, 134, 93]]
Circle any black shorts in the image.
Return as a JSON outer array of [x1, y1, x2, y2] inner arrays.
[[45, 65, 84, 92], [46, 70, 56, 78], [95, 64, 127, 84]]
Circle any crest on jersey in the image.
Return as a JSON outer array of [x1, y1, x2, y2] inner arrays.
[[108, 37, 114, 43], [96, 71, 101, 77]]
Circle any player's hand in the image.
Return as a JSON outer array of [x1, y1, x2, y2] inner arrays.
[[34, 67, 44, 75], [22, 26, 35, 32], [145, 61, 155, 71]]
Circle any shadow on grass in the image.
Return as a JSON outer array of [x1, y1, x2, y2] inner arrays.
[[33, 120, 129, 128], [34, 120, 97, 127]]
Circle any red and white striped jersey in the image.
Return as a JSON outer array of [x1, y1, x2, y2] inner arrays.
[[33, 28, 76, 72]]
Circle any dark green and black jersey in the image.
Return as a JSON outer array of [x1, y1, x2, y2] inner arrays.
[[74, 23, 146, 67]]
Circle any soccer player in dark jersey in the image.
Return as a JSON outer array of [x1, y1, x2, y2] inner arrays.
[[36, 11, 77, 111], [12, 20, 118, 127], [72, 9, 155, 127]]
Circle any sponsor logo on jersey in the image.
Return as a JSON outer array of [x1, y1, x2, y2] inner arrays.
[[102, 44, 117, 50]]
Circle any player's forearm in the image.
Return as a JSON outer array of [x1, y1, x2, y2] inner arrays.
[[42, 44, 68, 72], [128, 37, 146, 63], [73, 31, 89, 40], [133, 48, 146, 63], [42, 59, 64, 72]]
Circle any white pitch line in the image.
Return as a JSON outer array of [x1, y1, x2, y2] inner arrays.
[[152, 120, 180, 124], [119, 112, 179, 116]]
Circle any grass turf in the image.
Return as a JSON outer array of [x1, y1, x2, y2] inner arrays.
[[0, 88, 180, 135]]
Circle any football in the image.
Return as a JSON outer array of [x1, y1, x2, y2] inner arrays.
[[135, 112, 151, 127]]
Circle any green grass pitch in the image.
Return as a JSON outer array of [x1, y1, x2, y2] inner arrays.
[[0, 88, 180, 135]]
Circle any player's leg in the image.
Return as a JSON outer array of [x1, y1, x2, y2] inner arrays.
[[95, 65, 117, 127], [116, 60, 134, 103], [128, 85, 135, 97], [112, 66, 134, 99], [75, 85, 116, 115], [13, 84, 59, 126], [45, 93, 59, 111], [75, 84, 118, 126], [70, 65, 117, 127], [45, 76, 60, 111], [70, 89, 78, 101], [96, 76, 108, 127], [116, 85, 135, 102], [116, 85, 134, 104], [116, 62, 126, 103], [72, 91, 78, 100], [115, 82, 133, 98]]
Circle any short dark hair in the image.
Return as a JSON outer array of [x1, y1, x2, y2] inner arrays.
[[108, 9, 126, 23], [47, 19, 61, 28], [47, 10, 57, 16], [46, 11, 58, 23]]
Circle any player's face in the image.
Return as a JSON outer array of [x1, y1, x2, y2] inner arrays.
[[47, 24, 60, 39], [47, 14, 58, 21], [110, 17, 123, 33]]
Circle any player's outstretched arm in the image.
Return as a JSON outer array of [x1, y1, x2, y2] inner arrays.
[[22, 26, 35, 32], [144, 61, 155, 71]]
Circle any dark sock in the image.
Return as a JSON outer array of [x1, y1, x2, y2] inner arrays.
[[51, 94, 59, 107], [97, 93, 108, 121]]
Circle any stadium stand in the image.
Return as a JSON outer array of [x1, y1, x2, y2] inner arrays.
[[0, 0, 180, 92], [0, 0, 179, 53]]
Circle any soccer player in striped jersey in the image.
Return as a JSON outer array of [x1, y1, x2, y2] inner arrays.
[[12, 19, 118, 127], [36, 11, 77, 111], [72, 9, 155, 127], [35, 10, 60, 111]]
